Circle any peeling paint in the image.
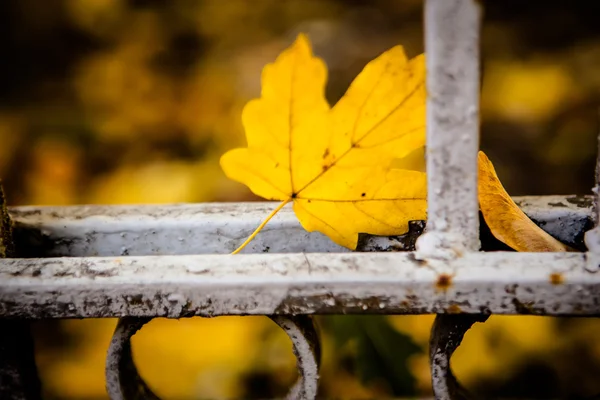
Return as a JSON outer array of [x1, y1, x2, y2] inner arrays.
[[1, 252, 598, 318], [8, 196, 591, 258]]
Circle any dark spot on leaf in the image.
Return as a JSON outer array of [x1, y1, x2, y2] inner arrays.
[[361, 193, 366, 197], [291, 193, 297, 199], [322, 148, 329, 158]]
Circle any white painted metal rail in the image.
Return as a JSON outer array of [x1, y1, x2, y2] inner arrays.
[[1, 0, 599, 399], [2, 197, 596, 320]]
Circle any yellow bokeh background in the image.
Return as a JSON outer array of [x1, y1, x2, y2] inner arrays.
[[3, 0, 600, 398]]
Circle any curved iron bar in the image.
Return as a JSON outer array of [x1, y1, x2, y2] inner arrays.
[[106, 318, 159, 400], [270, 315, 321, 400], [105, 316, 321, 400], [429, 314, 490, 400]]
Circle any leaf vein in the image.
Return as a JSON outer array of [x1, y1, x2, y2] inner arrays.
[[295, 81, 424, 196]]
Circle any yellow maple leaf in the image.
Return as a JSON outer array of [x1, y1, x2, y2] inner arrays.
[[478, 151, 569, 252], [221, 34, 427, 251]]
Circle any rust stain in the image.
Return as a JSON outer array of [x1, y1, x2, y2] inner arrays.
[[549, 272, 564, 285], [446, 304, 462, 314], [436, 273, 453, 291]]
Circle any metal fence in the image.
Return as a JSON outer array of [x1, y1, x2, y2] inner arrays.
[[2, 0, 600, 399]]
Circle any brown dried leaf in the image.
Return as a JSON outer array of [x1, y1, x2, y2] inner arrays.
[[478, 151, 569, 252]]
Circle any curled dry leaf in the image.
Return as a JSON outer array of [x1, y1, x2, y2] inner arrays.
[[478, 151, 570, 252], [221, 34, 427, 250]]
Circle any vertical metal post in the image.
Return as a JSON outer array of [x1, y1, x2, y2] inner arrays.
[[418, 1, 483, 399], [417, 0, 482, 258], [584, 109, 600, 269], [0, 185, 42, 400]]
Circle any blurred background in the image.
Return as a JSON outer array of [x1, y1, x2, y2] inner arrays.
[[2, 0, 600, 398]]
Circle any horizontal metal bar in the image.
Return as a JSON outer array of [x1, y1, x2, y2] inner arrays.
[[1, 251, 599, 318], [9, 196, 593, 257]]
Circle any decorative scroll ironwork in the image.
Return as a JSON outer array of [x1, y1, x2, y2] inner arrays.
[[270, 316, 321, 400], [106, 318, 159, 400], [429, 314, 489, 400], [106, 316, 321, 400]]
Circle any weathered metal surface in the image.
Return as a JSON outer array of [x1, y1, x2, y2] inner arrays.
[[106, 318, 159, 400], [429, 314, 489, 400], [0, 185, 41, 400], [420, 1, 483, 398], [9, 196, 591, 258], [10, 202, 347, 257], [416, 0, 482, 259], [270, 316, 321, 400], [515, 195, 593, 251], [105, 316, 320, 400], [0, 185, 14, 258], [585, 127, 600, 259], [0, 252, 598, 318]]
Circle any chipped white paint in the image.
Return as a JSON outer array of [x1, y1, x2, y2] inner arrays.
[[1, 252, 599, 318], [10, 202, 348, 257], [271, 316, 320, 400], [9, 196, 591, 258], [420, 1, 483, 398], [584, 130, 600, 261], [416, 0, 482, 258], [106, 318, 158, 400]]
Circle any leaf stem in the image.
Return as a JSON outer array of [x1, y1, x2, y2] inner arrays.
[[231, 198, 292, 255]]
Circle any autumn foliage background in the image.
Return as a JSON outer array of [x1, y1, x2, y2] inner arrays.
[[2, 0, 600, 398]]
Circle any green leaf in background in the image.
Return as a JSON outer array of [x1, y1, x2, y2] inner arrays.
[[324, 315, 422, 396]]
